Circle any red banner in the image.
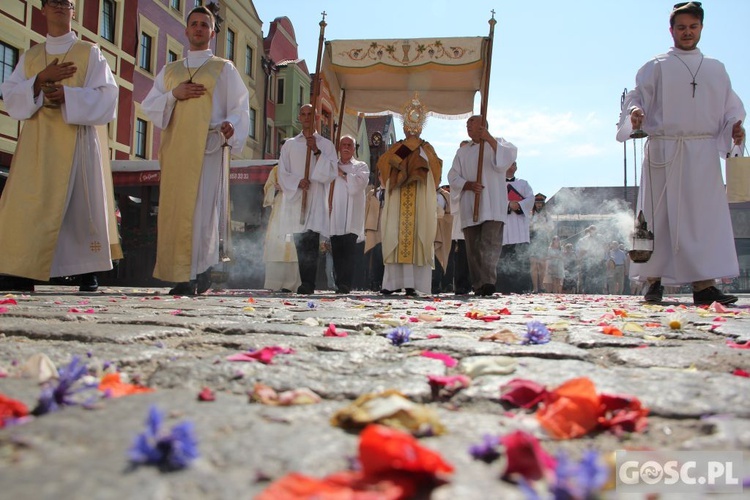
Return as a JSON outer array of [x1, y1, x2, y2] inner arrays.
[[114, 165, 273, 187]]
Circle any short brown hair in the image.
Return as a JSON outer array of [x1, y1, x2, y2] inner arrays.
[[670, 2, 703, 27], [187, 6, 216, 31]]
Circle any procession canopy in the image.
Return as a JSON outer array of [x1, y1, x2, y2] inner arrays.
[[321, 36, 490, 118]]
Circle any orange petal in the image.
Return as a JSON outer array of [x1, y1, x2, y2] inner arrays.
[[536, 377, 601, 439], [98, 373, 154, 398]]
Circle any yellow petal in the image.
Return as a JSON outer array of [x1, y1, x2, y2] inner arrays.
[[623, 322, 645, 333]]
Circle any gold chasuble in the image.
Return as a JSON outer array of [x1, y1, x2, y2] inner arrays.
[[153, 58, 225, 282], [0, 42, 121, 281], [377, 137, 442, 266]]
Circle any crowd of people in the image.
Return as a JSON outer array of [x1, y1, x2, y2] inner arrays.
[[0, 3, 745, 307]]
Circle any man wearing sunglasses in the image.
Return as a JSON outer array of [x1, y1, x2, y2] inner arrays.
[[617, 1, 746, 306], [0, 0, 121, 293]]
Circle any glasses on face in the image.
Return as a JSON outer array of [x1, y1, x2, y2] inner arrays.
[[46, 0, 75, 8], [673, 1, 701, 8]]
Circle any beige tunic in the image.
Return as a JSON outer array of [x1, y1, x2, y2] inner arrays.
[[0, 40, 121, 280], [152, 59, 223, 283]]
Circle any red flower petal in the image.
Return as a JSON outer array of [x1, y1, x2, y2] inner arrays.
[[359, 424, 454, 479], [198, 387, 216, 401], [732, 368, 750, 377], [500, 378, 550, 409], [501, 429, 556, 481], [0, 393, 29, 428]]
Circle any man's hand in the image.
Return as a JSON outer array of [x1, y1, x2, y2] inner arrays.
[[509, 201, 521, 212], [463, 181, 484, 194], [220, 121, 234, 140], [171, 81, 206, 100], [630, 107, 644, 130], [732, 120, 745, 145], [305, 135, 319, 154], [34, 58, 76, 95], [41, 85, 65, 105], [298, 178, 311, 190]]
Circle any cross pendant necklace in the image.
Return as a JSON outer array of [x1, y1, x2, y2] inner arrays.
[[673, 53, 704, 98], [186, 54, 213, 83]]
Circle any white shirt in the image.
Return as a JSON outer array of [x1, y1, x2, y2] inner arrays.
[[448, 138, 518, 228], [329, 157, 369, 239]]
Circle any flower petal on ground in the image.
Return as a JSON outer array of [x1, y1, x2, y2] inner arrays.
[[500, 378, 550, 409], [98, 373, 155, 398], [421, 351, 457, 367], [536, 377, 601, 439], [501, 429, 556, 481]]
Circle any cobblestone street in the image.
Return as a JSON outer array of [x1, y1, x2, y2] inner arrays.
[[0, 286, 748, 499]]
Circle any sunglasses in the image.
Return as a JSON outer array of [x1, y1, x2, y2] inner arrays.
[[46, 0, 75, 8]]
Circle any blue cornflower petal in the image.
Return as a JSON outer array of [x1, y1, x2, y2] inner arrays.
[[575, 450, 609, 496], [385, 325, 412, 346], [522, 321, 551, 345], [468, 434, 501, 464], [32, 356, 94, 415], [129, 405, 199, 471]]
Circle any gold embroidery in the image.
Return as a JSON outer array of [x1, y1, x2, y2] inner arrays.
[[397, 183, 417, 263], [90, 241, 102, 252]]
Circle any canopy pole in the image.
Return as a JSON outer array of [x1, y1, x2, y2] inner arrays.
[[301, 12, 328, 224], [472, 11, 497, 223], [335, 88, 347, 152]]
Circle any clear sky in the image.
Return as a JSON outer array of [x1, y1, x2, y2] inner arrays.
[[254, 0, 750, 199]]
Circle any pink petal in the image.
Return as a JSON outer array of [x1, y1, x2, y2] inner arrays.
[[427, 334, 442, 339], [732, 368, 750, 378], [424, 305, 437, 311], [709, 302, 730, 313], [421, 351, 457, 367], [323, 323, 348, 337], [0, 307, 8, 314], [726, 340, 750, 350]]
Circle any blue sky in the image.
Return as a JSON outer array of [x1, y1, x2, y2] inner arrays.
[[255, 0, 750, 198]]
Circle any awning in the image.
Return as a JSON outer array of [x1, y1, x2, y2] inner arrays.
[[110, 160, 278, 187], [321, 36, 490, 117]]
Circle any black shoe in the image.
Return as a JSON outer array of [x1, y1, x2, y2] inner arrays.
[[335, 284, 351, 294], [644, 280, 663, 303], [296, 284, 314, 295], [196, 268, 212, 294], [277, 288, 292, 293], [78, 273, 99, 292], [0, 276, 34, 292], [454, 288, 470, 296], [169, 281, 196, 295], [380, 288, 399, 295], [480, 283, 496, 297], [405, 288, 417, 297], [693, 286, 738, 306]]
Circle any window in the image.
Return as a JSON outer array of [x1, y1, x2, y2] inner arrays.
[[266, 125, 272, 155], [245, 45, 253, 77], [194, 0, 203, 6], [170, 0, 180, 10], [167, 50, 178, 63], [139, 32, 152, 72], [101, 0, 115, 43], [135, 118, 148, 158], [226, 29, 235, 61], [0, 42, 19, 96], [299, 85, 304, 106], [249, 108, 256, 139], [276, 78, 285, 105]]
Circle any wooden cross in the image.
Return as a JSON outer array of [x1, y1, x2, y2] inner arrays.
[[690, 79, 697, 98]]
